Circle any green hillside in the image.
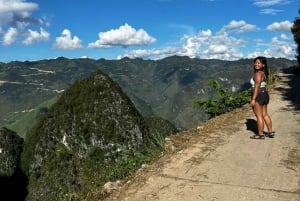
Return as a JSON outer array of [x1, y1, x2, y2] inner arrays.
[[21, 70, 177, 200], [0, 56, 297, 137]]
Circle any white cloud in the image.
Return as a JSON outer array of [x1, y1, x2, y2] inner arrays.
[[260, 9, 282, 15], [53, 29, 83, 50], [198, 29, 212, 38], [178, 30, 211, 58], [0, 0, 49, 46], [121, 47, 178, 60], [0, 0, 38, 13], [271, 36, 294, 57], [279, 33, 289, 40], [247, 51, 271, 59], [3, 27, 18, 45], [247, 35, 295, 59], [267, 20, 293, 32], [23, 28, 50, 45], [121, 27, 247, 61], [254, 38, 265, 45], [180, 36, 202, 58], [178, 29, 246, 60], [207, 44, 227, 54], [0, 0, 40, 28], [88, 23, 156, 48], [221, 20, 256, 33], [119, 17, 295, 61], [253, 0, 291, 7]]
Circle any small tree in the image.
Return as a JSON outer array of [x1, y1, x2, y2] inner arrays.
[[291, 9, 300, 66], [193, 80, 251, 119]]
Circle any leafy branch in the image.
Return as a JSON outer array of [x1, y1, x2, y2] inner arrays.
[[193, 80, 251, 118]]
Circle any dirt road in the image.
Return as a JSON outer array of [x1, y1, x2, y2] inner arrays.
[[104, 69, 300, 201]]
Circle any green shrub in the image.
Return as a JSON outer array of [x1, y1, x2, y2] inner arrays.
[[193, 80, 251, 118]]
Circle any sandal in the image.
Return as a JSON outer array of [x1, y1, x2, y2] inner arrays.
[[266, 131, 275, 138], [250, 134, 265, 139]]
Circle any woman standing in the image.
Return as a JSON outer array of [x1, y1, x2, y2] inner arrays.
[[250, 56, 275, 139]]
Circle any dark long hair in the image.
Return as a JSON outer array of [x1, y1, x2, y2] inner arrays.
[[253, 56, 269, 79]]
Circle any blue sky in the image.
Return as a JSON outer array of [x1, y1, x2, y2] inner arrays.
[[0, 0, 299, 62]]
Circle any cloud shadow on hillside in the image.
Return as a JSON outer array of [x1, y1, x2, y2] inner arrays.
[[276, 66, 300, 111]]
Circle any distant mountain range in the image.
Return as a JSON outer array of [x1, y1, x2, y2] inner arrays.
[[0, 56, 297, 137]]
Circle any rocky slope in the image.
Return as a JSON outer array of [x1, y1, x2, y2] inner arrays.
[[20, 70, 177, 201], [0, 127, 23, 176]]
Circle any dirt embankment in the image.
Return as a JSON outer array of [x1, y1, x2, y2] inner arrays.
[[103, 68, 300, 201]]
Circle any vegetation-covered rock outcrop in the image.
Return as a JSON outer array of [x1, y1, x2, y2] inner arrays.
[[0, 127, 23, 176], [21, 70, 177, 200]]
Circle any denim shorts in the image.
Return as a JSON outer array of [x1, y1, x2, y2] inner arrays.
[[255, 88, 269, 105]]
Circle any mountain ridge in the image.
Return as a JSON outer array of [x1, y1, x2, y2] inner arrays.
[[0, 56, 297, 136]]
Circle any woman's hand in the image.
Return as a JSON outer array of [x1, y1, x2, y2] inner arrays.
[[250, 99, 256, 106]]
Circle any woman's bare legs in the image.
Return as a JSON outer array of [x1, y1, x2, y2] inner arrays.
[[262, 104, 274, 137], [262, 105, 272, 133], [253, 102, 264, 136]]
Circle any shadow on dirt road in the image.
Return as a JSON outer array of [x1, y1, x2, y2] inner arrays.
[[278, 66, 300, 111]]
